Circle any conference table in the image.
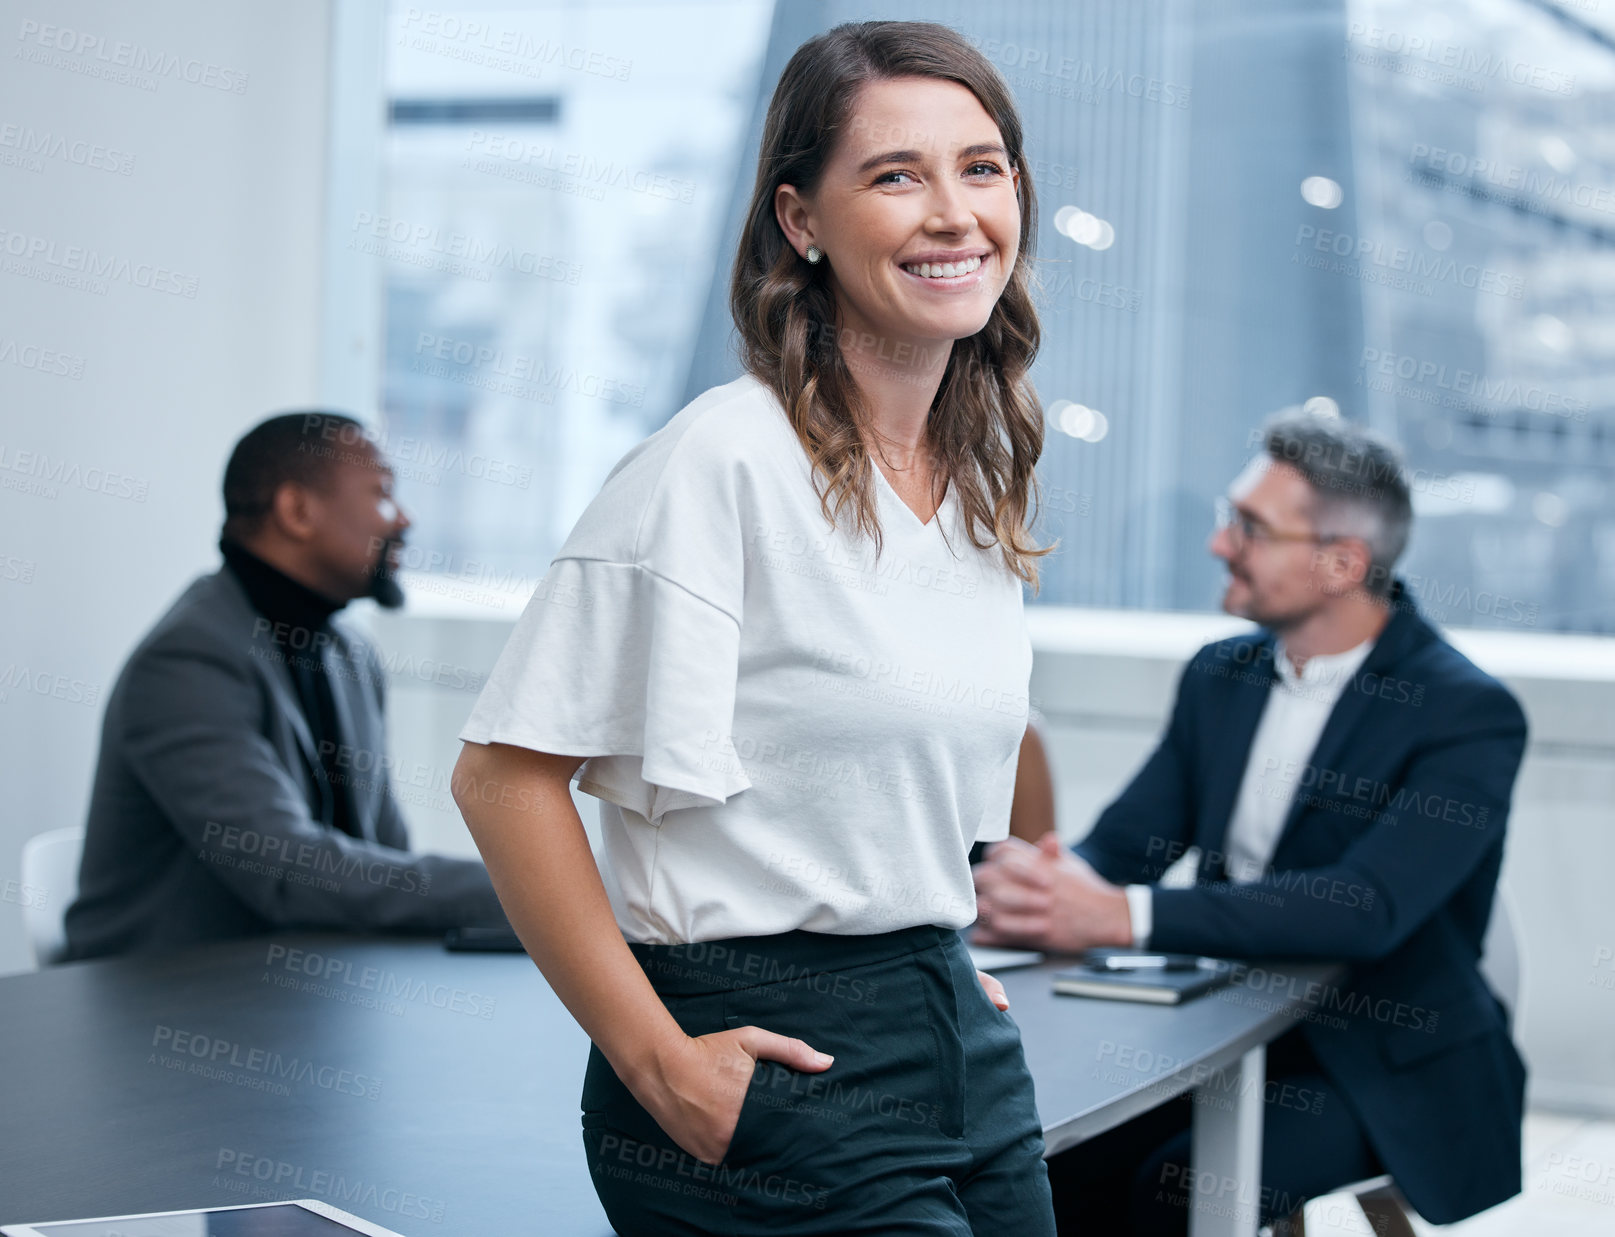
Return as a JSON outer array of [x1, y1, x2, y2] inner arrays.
[[0, 934, 1338, 1236]]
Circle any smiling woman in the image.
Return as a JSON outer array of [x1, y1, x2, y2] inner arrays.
[[453, 20, 1056, 1236], [732, 22, 1048, 576]]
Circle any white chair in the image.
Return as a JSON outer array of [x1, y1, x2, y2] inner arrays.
[[1274, 892, 1522, 1237], [19, 826, 85, 968]]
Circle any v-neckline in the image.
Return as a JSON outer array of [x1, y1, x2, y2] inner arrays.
[[872, 459, 949, 530]]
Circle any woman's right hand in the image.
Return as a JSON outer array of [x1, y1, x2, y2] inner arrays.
[[635, 1026, 834, 1165]]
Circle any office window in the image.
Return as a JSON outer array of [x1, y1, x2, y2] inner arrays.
[[1338, 0, 1615, 633], [372, 0, 1612, 632], [378, 1, 774, 606]]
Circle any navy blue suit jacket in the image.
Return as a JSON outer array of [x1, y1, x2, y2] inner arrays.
[[1074, 584, 1527, 1224]]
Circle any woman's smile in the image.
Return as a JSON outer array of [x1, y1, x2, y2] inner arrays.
[[898, 249, 991, 291]]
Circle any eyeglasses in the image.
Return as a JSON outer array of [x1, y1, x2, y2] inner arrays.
[[1213, 497, 1333, 549]]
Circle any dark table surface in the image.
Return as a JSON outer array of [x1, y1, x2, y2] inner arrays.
[[0, 934, 1337, 1235]]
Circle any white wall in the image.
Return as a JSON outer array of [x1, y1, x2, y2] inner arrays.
[[0, 1, 338, 974]]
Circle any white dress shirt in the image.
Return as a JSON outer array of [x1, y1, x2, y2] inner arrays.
[[1125, 634, 1376, 946]]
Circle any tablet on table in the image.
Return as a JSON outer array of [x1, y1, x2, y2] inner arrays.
[[1, 1200, 407, 1237]]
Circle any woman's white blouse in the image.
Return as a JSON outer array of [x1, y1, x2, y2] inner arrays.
[[459, 373, 1032, 944]]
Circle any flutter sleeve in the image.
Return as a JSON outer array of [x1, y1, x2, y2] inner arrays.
[[458, 419, 752, 824]]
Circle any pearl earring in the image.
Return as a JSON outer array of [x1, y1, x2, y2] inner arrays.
[[805, 244, 822, 264]]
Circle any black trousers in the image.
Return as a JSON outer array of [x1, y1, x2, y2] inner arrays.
[[582, 924, 1057, 1236], [1049, 1029, 1383, 1235]]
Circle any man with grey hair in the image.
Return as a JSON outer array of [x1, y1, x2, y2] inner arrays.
[[974, 411, 1528, 1233], [1257, 412, 1413, 598]]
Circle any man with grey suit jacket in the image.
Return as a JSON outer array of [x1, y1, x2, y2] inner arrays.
[[66, 413, 506, 959]]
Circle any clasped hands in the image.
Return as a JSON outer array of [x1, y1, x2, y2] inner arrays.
[[970, 833, 1134, 953]]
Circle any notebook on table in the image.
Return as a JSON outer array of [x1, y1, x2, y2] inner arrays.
[[1052, 950, 1234, 1005]]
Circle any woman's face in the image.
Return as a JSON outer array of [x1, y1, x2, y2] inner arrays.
[[777, 76, 1022, 356]]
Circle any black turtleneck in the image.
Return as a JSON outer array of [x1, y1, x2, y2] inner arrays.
[[221, 538, 362, 840]]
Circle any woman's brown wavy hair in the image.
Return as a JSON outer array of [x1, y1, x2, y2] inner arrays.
[[730, 19, 1050, 589]]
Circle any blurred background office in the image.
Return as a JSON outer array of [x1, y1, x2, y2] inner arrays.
[[2, 1, 1612, 1231]]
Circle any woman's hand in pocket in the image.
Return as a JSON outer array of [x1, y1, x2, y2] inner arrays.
[[977, 969, 1010, 1011], [636, 1026, 834, 1165]]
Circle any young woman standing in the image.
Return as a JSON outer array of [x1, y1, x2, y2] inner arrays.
[[453, 20, 1056, 1234]]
